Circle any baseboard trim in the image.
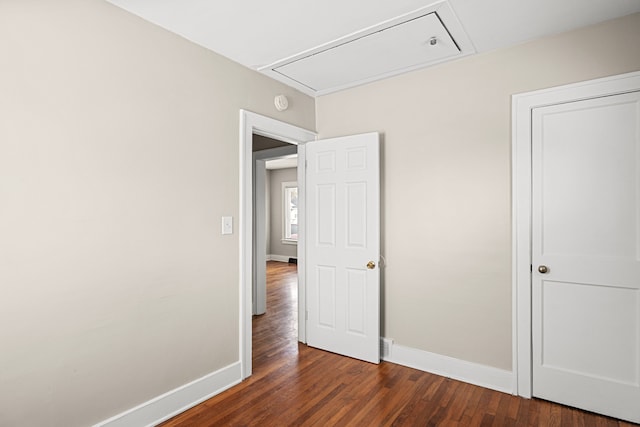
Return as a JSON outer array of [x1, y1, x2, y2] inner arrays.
[[267, 254, 296, 263], [94, 362, 242, 427], [382, 340, 513, 394]]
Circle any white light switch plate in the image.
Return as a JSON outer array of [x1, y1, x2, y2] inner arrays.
[[222, 216, 233, 235]]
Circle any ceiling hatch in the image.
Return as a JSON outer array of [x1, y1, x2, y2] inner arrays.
[[260, 2, 475, 96]]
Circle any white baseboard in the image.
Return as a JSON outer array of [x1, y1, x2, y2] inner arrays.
[[382, 339, 513, 394], [267, 254, 296, 263], [94, 362, 242, 427]]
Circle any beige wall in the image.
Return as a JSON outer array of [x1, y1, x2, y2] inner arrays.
[[0, 1, 314, 426], [268, 168, 298, 259], [2, 1, 639, 424], [316, 13, 640, 371]]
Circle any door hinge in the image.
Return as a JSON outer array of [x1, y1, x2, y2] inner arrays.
[[305, 310, 309, 320], [305, 160, 308, 169], [530, 264, 533, 272]]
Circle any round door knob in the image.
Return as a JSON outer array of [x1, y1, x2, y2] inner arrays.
[[366, 261, 376, 270], [538, 265, 549, 274]]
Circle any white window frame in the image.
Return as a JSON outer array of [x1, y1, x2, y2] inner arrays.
[[282, 181, 298, 245]]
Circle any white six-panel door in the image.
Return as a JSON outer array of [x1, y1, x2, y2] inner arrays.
[[305, 132, 380, 363], [531, 91, 640, 423]]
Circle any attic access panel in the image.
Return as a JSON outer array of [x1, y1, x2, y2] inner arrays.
[[273, 12, 460, 93]]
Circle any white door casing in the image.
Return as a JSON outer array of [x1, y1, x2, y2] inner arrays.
[[513, 71, 640, 423], [305, 132, 381, 363], [531, 91, 640, 423]]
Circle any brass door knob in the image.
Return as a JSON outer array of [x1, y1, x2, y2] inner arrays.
[[538, 265, 549, 274], [366, 261, 376, 270]]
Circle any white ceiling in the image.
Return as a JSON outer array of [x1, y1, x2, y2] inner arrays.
[[105, 0, 640, 95]]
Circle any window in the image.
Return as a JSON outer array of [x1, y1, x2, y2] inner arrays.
[[282, 181, 298, 244]]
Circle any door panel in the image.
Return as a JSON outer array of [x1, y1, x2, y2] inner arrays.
[[346, 268, 367, 335], [306, 132, 380, 363], [317, 266, 336, 328], [316, 184, 336, 246], [540, 281, 638, 383], [532, 91, 640, 423], [346, 182, 367, 248]]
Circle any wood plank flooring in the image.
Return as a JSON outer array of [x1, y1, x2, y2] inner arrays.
[[160, 261, 637, 427]]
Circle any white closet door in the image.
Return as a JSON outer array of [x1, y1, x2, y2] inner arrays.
[[532, 91, 640, 423]]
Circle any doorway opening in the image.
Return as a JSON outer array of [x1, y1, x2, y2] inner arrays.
[[239, 110, 316, 379], [252, 135, 300, 372], [252, 135, 298, 316]]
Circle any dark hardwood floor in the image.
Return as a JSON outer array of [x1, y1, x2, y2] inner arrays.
[[161, 261, 637, 426]]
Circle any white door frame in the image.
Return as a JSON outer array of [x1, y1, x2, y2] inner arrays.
[[511, 70, 640, 397], [239, 110, 316, 379]]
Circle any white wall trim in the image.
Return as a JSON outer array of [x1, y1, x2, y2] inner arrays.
[[383, 341, 513, 394], [239, 110, 316, 379], [511, 70, 640, 398], [93, 362, 241, 427]]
